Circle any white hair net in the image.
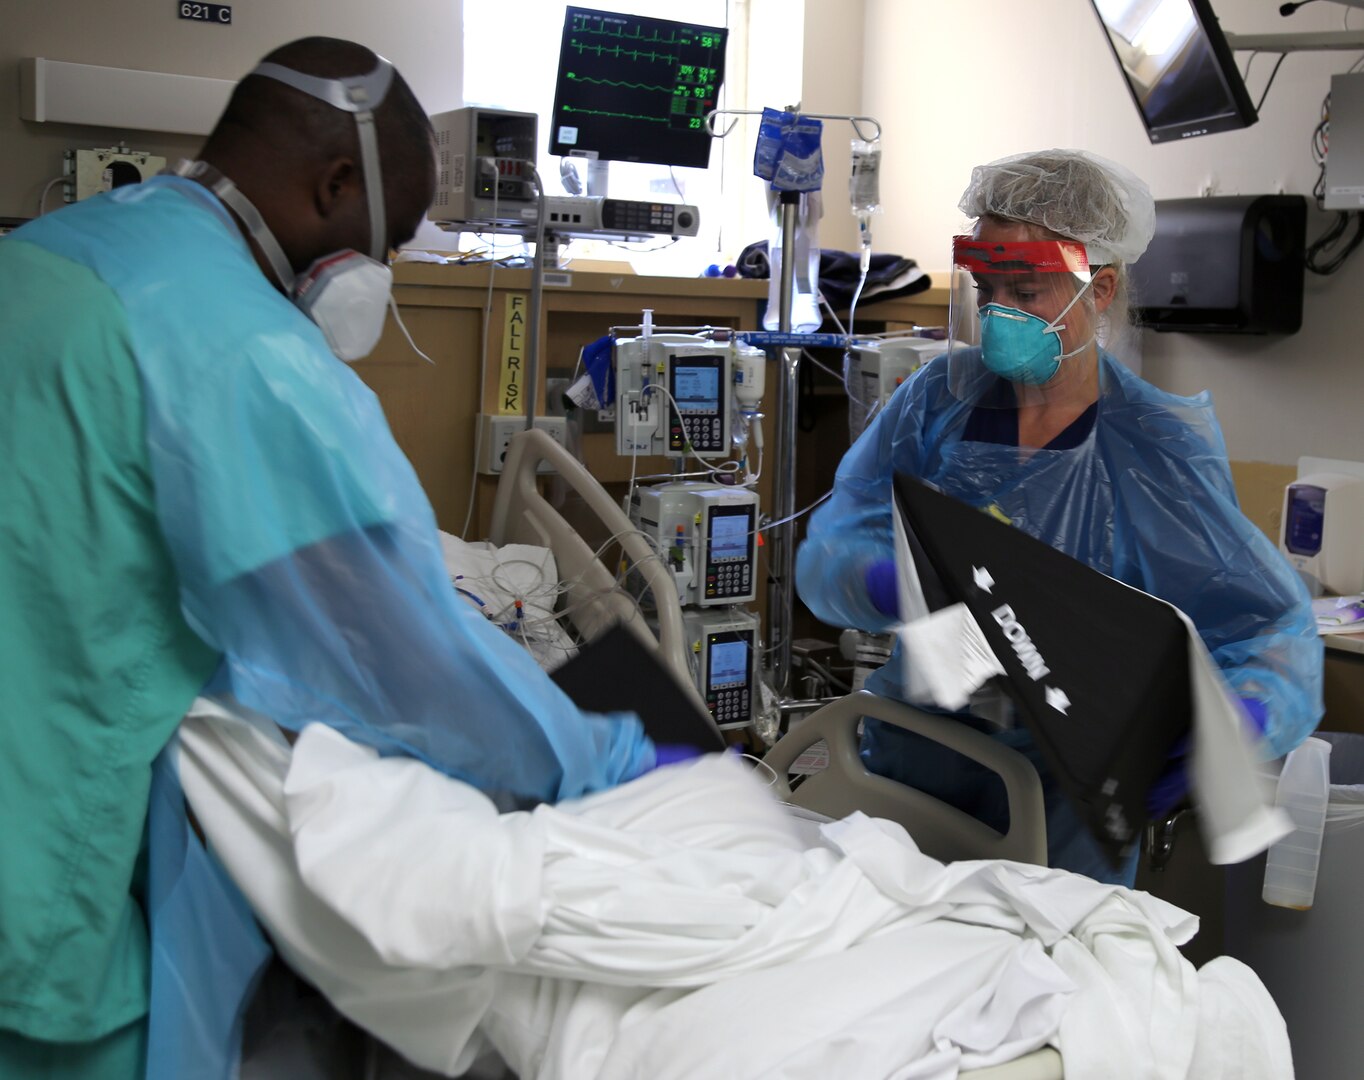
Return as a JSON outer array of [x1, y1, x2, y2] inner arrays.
[[958, 149, 1156, 266]]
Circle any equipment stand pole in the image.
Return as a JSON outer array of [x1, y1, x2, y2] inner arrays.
[[769, 190, 801, 695]]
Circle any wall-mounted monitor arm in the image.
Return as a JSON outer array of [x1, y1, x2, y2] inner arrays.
[[1224, 29, 1364, 52]]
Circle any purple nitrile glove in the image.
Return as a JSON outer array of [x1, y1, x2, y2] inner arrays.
[[1145, 734, 1193, 820], [1145, 698, 1268, 818], [865, 558, 900, 619], [652, 743, 707, 768], [1240, 698, 1269, 737]]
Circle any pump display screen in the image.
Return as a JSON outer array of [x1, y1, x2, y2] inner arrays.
[[673, 364, 720, 412], [709, 512, 748, 562], [708, 639, 748, 689]]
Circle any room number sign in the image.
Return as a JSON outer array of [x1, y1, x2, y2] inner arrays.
[[178, 3, 232, 24]]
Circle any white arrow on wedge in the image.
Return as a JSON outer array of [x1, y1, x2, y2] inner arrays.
[[1045, 686, 1071, 714], [972, 566, 995, 593]]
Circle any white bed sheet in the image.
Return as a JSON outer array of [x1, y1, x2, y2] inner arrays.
[[438, 532, 578, 671], [177, 699, 1292, 1080]]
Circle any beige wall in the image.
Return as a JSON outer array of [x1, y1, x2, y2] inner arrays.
[[2, 0, 464, 220], [802, 0, 867, 253], [11, 0, 1359, 470], [847, 0, 1364, 467]]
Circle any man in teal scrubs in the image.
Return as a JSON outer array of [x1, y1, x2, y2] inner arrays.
[[0, 37, 654, 1077]]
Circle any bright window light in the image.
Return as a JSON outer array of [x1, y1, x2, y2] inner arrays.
[[1132, 0, 1195, 58]]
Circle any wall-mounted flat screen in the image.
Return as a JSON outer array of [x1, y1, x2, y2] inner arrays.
[[1088, 0, 1257, 142]]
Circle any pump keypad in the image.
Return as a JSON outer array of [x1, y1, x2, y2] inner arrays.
[[671, 414, 724, 453], [707, 685, 751, 725]]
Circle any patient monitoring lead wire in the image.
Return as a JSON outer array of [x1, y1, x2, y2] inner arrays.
[[639, 383, 745, 480], [36, 175, 66, 217], [758, 489, 832, 535]]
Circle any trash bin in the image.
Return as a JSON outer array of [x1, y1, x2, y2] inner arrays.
[[1224, 731, 1364, 1080]]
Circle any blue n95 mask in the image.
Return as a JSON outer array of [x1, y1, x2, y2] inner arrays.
[[979, 281, 1093, 386]]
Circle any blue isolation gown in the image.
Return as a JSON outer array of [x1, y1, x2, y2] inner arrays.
[[797, 351, 1322, 882], [4, 177, 653, 1077]]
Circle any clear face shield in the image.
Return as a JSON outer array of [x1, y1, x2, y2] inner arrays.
[[947, 235, 1103, 410]]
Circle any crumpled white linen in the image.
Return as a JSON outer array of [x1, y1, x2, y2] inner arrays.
[[178, 698, 1293, 1080], [437, 532, 578, 670]]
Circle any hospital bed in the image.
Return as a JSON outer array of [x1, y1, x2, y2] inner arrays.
[[483, 429, 1064, 1078], [486, 427, 701, 704], [765, 692, 1061, 1079], [179, 429, 1292, 1078]]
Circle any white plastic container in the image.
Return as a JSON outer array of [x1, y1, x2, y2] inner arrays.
[[1225, 731, 1364, 1080], [1261, 736, 1332, 909]]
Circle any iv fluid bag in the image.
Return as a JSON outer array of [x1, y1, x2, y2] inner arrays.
[[850, 139, 882, 216]]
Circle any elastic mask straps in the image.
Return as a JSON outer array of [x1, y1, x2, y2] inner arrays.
[[251, 59, 393, 263], [388, 295, 434, 364], [1041, 276, 1093, 337], [171, 159, 296, 293], [1054, 334, 1095, 363], [1047, 277, 1097, 363]]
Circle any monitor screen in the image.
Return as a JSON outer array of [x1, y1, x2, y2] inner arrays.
[[548, 6, 727, 168], [1088, 0, 1256, 143]]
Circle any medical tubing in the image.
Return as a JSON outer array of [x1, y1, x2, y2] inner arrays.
[[800, 348, 840, 381], [387, 296, 434, 364], [641, 383, 744, 480], [746, 410, 764, 484], [819, 293, 849, 337], [37, 175, 66, 217], [848, 268, 869, 340], [840, 350, 871, 415], [759, 488, 832, 535], [631, 467, 741, 483]]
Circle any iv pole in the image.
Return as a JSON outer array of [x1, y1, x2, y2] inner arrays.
[[707, 107, 882, 699]]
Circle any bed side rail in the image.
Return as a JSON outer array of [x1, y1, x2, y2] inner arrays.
[[763, 691, 1047, 866], [488, 429, 695, 697]]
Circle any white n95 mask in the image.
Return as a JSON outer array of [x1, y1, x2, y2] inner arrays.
[[293, 251, 394, 361]]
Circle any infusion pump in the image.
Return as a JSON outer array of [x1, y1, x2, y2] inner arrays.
[[849, 338, 952, 409], [628, 481, 759, 607], [614, 335, 765, 459], [683, 607, 759, 730]]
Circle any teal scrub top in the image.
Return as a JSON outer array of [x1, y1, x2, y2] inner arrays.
[[0, 239, 221, 1046]]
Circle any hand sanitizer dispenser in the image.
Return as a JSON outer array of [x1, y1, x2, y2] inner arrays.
[[1280, 472, 1364, 596]]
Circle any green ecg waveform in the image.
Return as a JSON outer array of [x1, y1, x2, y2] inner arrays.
[[566, 74, 675, 94], [559, 106, 667, 123], [569, 17, 723, 52], [570, 42, 682, 65], [570, 19, 685, 44]]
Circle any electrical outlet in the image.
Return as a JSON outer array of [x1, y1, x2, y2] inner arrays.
[[477, 414, 568, 474]]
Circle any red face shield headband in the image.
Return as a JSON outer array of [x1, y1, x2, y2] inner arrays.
[[952, 236, 1091, 277]]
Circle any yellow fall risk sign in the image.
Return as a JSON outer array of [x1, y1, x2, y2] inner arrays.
[[498, 293, 529, 414]]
